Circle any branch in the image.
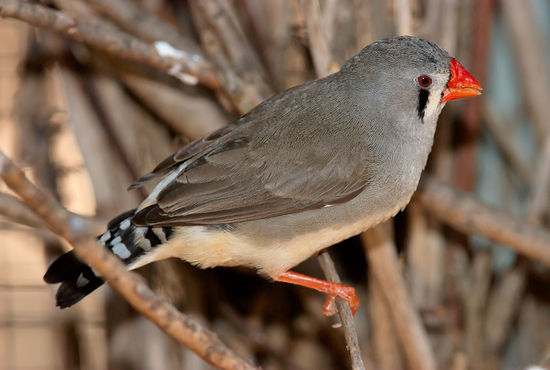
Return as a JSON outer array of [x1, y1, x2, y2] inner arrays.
[[317, 251, 365, 370], [299, 0, 338, 78], [416, 175, 550, 266], [86, 0, 204, 56], [361, 222, 437, 370], [0, 0, 221, 90], [189, 0, 272, 113], [483, 104, 534, 187], [0, 149, 258, 370]]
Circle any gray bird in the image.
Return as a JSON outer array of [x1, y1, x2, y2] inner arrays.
[[44, 36, 482, 313]]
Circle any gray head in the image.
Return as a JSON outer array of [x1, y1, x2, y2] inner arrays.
[[340, 36, 471, 127]]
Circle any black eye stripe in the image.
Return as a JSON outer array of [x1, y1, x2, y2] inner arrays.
[[417, 89, 429, 121]]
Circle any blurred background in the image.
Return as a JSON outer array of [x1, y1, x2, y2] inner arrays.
[[1, 0, 550, 369]]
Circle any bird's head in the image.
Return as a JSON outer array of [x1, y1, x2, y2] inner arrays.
[[341, 36, 482, 125]]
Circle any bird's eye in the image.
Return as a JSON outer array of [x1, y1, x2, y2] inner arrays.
[[418, 75, 432, 88]]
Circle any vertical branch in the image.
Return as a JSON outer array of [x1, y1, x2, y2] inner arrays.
[[299, 0, 337, 78], [369, 274, 403, 370], [394, 0, 412, 35], [501, 0, 550, 141], [362, 222, 437, 370]]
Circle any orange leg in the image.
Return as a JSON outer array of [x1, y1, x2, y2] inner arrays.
[[276, 270, 359, 316]]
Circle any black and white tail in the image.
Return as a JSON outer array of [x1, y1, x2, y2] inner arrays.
[[43, 209, 173, 308]]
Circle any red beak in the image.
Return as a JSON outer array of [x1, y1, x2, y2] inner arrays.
[[441, 59, 483, 103]]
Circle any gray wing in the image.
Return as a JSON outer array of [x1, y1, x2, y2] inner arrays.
[[131, 120, 372, 226], [132, 72, 376, 226]]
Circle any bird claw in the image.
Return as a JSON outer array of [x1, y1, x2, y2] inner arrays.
[[322, 285, 359, 316], [323, 295, 338, 316]]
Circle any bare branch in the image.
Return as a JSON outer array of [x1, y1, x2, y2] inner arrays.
[[416, 176, 550, 266], [483, 104, 534, 186], [0, 149, 258, 370], [0, 0, 221, 90], [362, 222, 437, 370], [189, 0, 273, 113], [299, 0, 338, 78], [85, 0, 204, 56], [317, 251, 365, 370]]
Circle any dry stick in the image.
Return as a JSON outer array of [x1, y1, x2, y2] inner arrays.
[[318, 251, 365, 370], [86, 0, 204, 56], [121, 74, 228, 139], [362, 222, 437, 370], [502, 0, 550, 221], [77, 73, 148, 200], [395, 0, 413, 35], [299, 0, 337, 78], [501, 0, 550, 142], [527, 138, 550, 222], [484, 262, 526, 358], [416, 176, 550, 266], [464, 251, 492, 370], [189, 0, 272, 113], [0, 0, 220, 90], [0, 150, 258, 370], [483, 105, 534, 187], [483, 3, 550, 363], [368, 274, 403, 370], [0, 192, 58, 230]]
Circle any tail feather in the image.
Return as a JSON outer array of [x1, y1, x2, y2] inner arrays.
[[44, 251, 104, 308], [44, 209, 173, 308]]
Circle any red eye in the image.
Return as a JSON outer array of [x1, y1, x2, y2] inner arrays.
[[418, 75, 432, 87]]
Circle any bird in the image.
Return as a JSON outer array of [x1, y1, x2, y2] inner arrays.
[[44, 36, 482, 313]]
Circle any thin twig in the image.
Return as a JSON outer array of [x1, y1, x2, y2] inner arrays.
[[483, 104, 534, 187], [0, 0, 221, 90], [0, 149, 258, 370], [86, 0, 204, 55], [0, 192, 55, 229], [362, 222, 437, 370], [189, 0, 273, 113], [317, 251, 365, 370], [501, 0, 550, 142], [416, 175, 550, 266], [527, 137, 550, 222], [299, 0, 338, 78]]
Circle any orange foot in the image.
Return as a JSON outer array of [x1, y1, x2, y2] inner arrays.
[[276, 270, 359, 316]]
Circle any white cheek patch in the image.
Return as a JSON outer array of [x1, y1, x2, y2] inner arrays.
[[424, 88, 444, 119], [424, 73, 450, 120]]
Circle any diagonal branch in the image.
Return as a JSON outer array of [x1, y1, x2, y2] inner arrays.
[[416, 175, 550, 266], [0, 149, 258, 370], [0, 0, 221, 90]]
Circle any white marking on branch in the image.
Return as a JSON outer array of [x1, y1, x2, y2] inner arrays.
[[154, 41, 200, 85]]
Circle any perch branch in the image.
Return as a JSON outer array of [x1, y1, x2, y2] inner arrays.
[[0, 0, 221, 89], [317, 251, 365, 370], [0, 149, 257, 370], [416, 176, 550, 266]]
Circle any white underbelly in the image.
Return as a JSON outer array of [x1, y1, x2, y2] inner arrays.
[[130, 190, 413, 278]]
